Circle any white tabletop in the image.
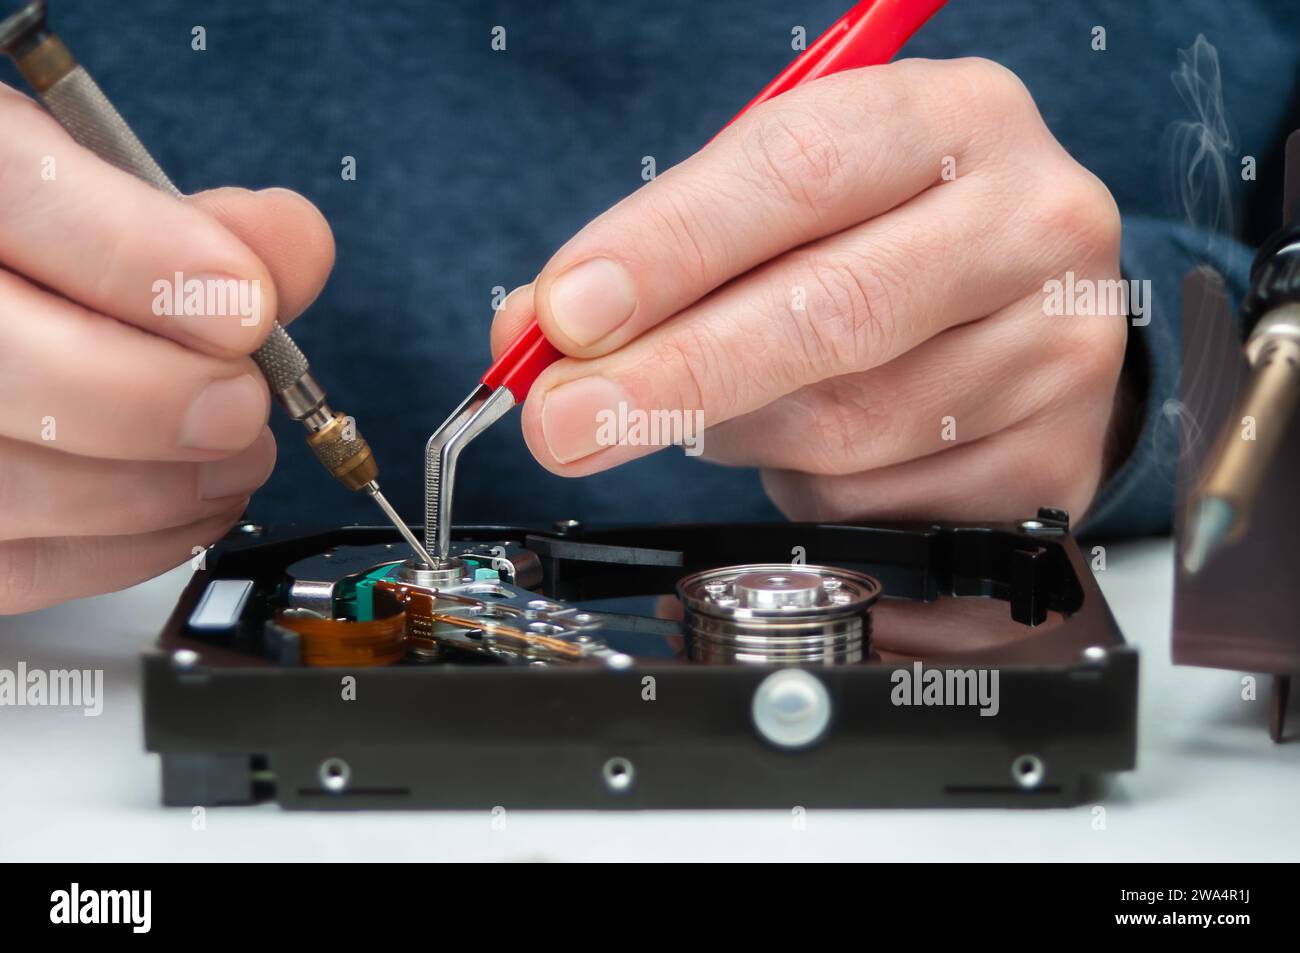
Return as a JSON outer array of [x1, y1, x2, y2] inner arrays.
[[1, 537, 1296, 862]]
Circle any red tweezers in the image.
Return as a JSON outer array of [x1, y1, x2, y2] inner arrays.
[[423, 0, 948, 564], [482, 0, 948, 398]]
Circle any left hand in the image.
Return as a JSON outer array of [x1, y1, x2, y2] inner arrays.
[[491, 58, 1127, 522]]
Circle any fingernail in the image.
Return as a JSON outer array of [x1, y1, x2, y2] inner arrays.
[[541, 376, 629, 464], [180, 374, 267, 451], [198, 429, 276, 500], [161, 272, 269, 346], [501, 283, 532, 313], [548, 258, 637, 347]]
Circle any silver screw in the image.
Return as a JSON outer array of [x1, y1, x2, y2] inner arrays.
[[1011, 754, 1045, 789], [752, 669, 832, 749], [602, 756, 635, 793], [171, 648, 200, 670], [318, 757, 351, 793]]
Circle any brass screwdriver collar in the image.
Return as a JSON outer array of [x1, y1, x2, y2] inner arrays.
[[17, 35, 73, 92], [306, 413, 378, 491]]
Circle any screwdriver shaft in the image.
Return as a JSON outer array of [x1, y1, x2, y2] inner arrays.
[[366, 483, 435, 566]]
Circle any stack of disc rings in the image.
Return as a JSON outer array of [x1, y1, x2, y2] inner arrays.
[[675, 564, 881, 665]]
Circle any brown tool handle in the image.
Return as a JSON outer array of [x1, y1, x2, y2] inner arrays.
[[1200, 335, 1300, 533]]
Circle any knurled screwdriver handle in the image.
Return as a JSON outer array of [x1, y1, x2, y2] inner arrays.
[[42, 62, 182, 196], [31, 38, 317, 403]]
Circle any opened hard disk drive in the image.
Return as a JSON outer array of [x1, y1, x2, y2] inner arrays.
[[145, 507, 1137, 810]]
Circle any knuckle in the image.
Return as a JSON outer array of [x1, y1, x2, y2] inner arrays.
[[1080, 177, 1124, 259], [800, 428, 852, 477], [641, 188, 713, 288], [1034, 166, 1122, 262], [743, 107, 848, 212], [941, 58, 1044, 161], [966, 57, 1036, 111], [786, 390, 864, 477], [1065, 311, 1127, 391], [815, 379, 891, 476], [794, 250, 901, 374], [641, 323, 724, 418], [803, 414, 860, 477]]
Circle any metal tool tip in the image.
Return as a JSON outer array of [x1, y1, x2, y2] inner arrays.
[[0, 2, 46, 50], [1182, 497, 1235, 575], [364, 482, 436, 566]]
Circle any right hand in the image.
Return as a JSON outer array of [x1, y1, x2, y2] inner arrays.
[[0, 83, 336, 613]]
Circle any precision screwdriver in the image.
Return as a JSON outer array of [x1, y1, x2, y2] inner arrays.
[[1183, 220, 1300, 574], [0, 0, 434, 566]]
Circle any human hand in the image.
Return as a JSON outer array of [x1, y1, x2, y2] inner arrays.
[[492, 58, 1127, 524], [0, 84, 334, 612]]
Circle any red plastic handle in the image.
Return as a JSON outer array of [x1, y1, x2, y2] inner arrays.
[[728, 0, 947, 124], [483, 0, 948, 401], [481, 319, 565, 397]]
